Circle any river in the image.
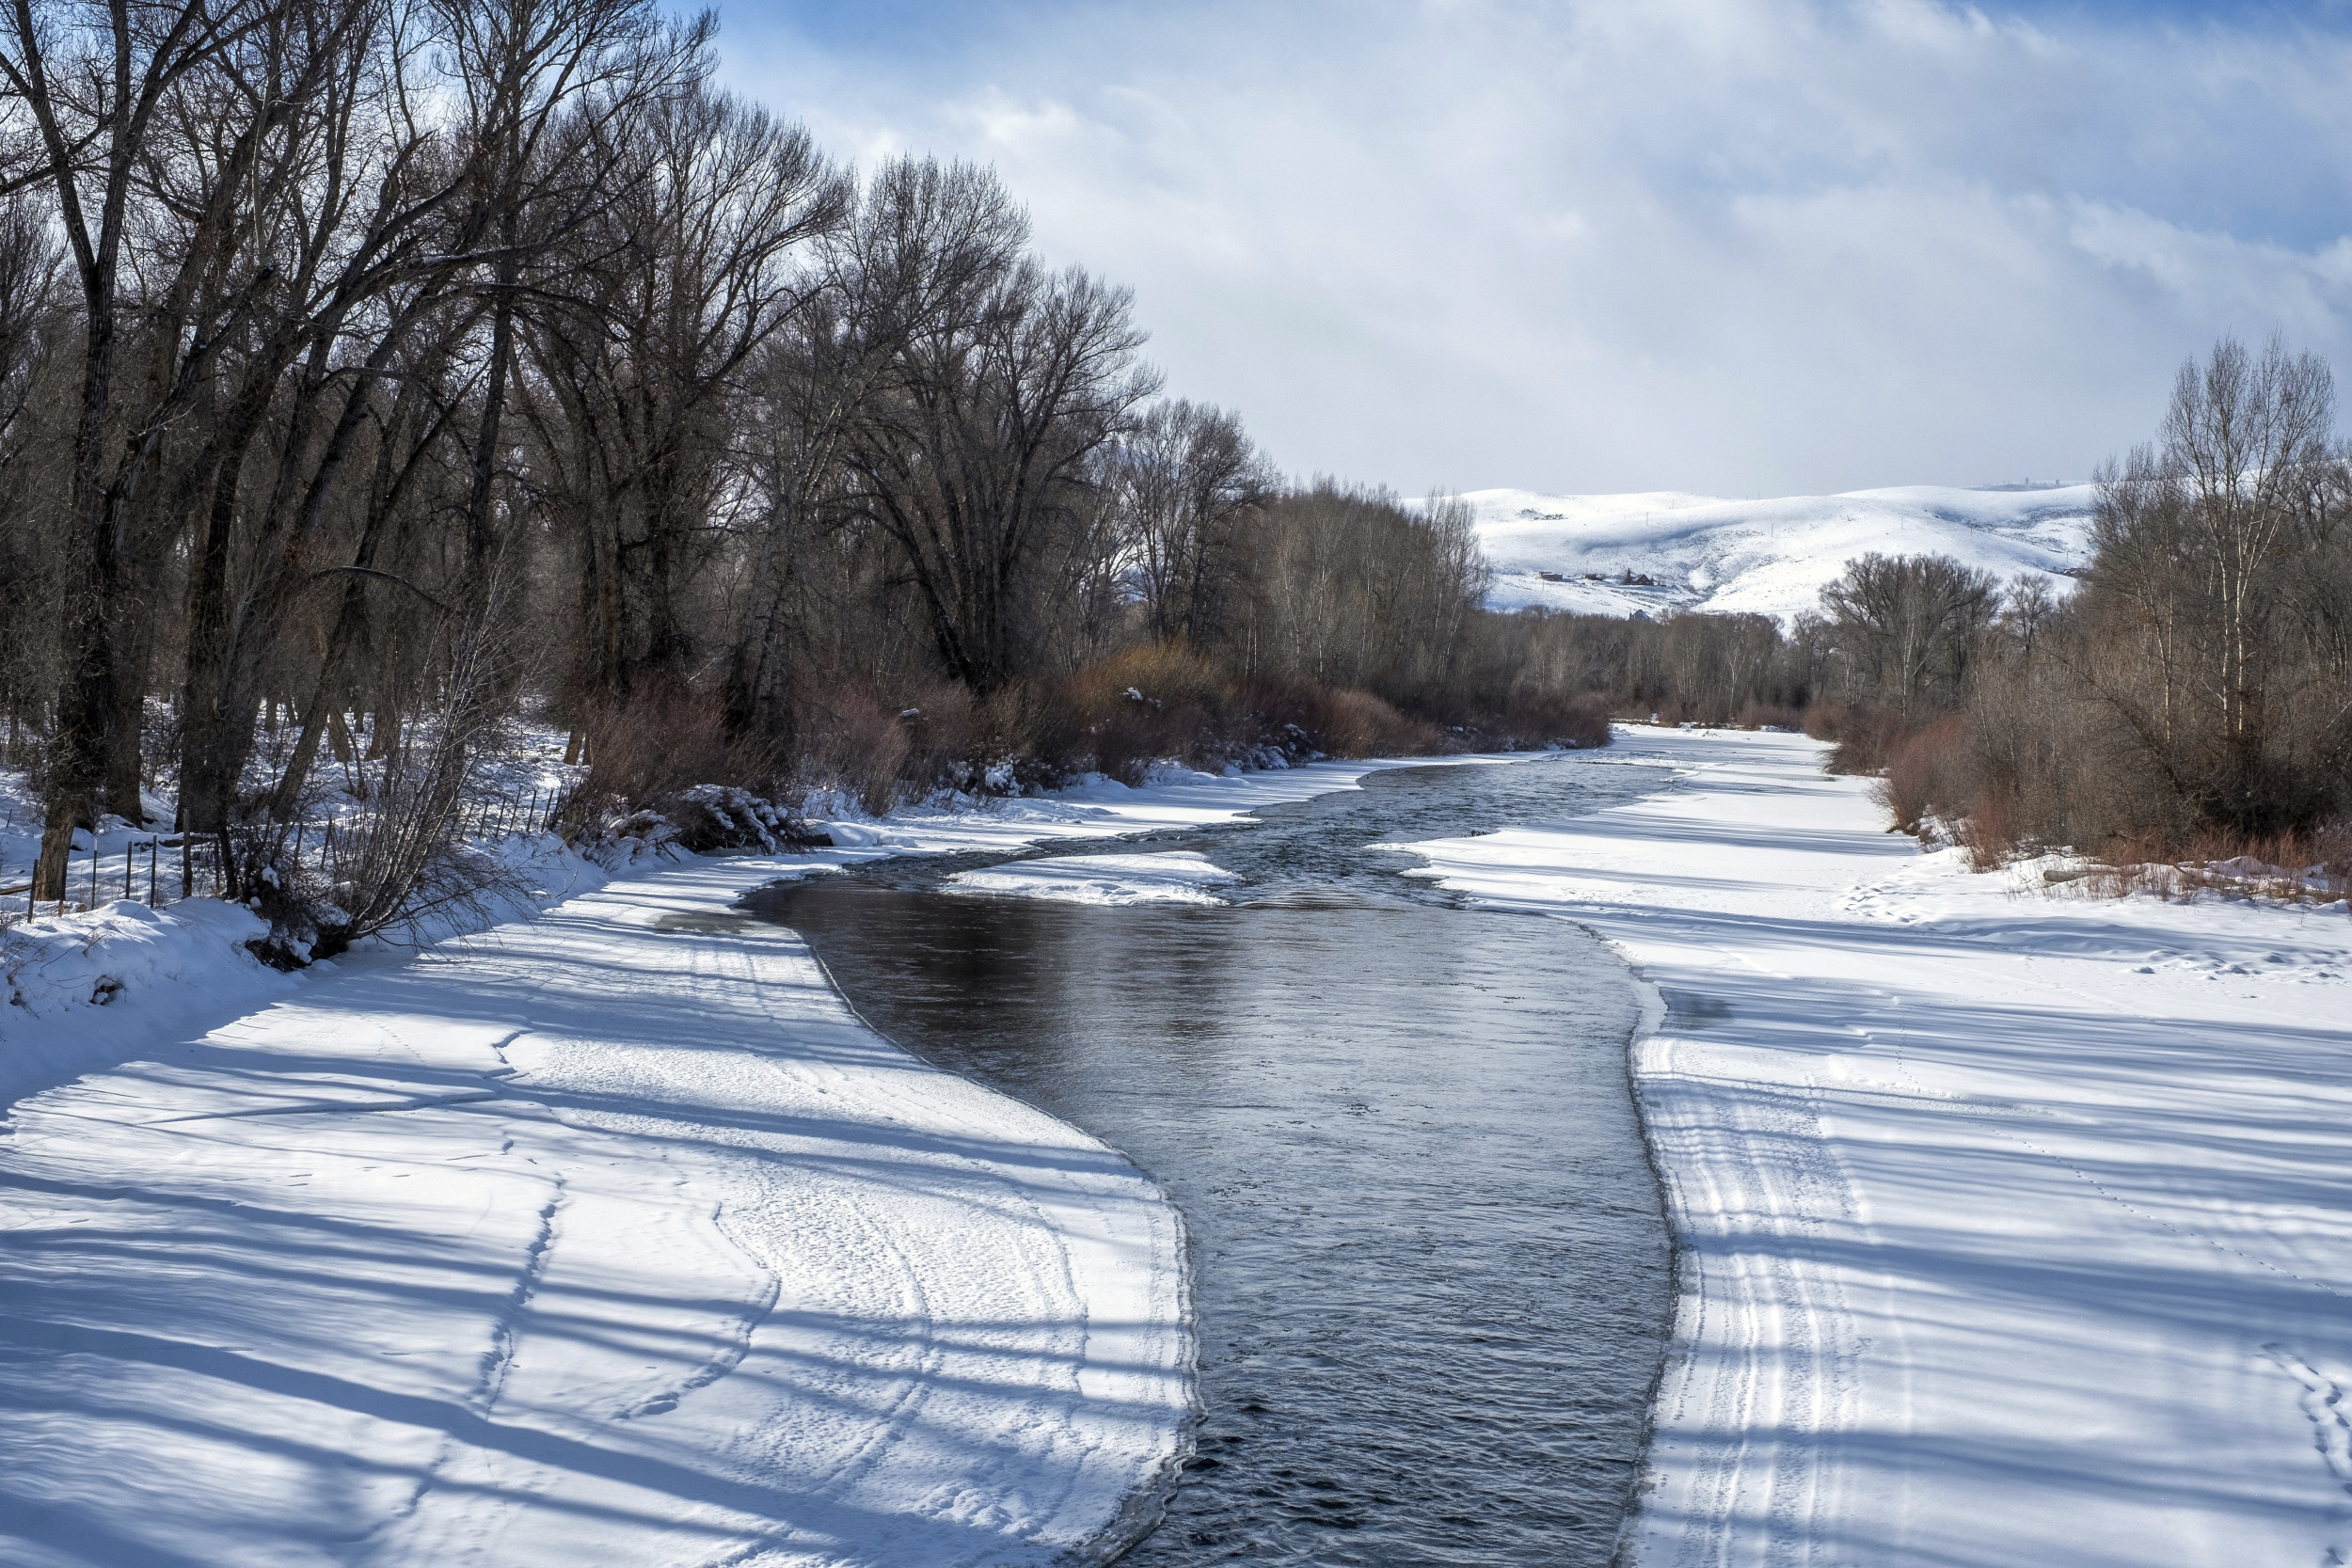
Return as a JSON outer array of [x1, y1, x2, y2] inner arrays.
[[740, 754, 1672, 1565]]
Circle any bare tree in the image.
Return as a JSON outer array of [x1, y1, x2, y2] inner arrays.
[[842, 158, 1156, 691], [1819, 552, 1998, 720], [1108, 398, 1270, 645], [523, 73, 843, 701], [2, 0, 325, 895]]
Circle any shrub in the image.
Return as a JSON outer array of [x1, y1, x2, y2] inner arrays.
[[1737, 701, 1806, 732], [571, 683, 780, 817], [1061, 643, 1228, 784], [796, 690, 914, 815], [1502, 690, 1613, 748], [1816, 703, 1908, 775], [1874, 714, 1973, 835]]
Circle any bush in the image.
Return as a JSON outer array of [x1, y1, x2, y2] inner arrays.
[[1814, 703, 1908, 775], [1238, 676, 1441, 759], [1501, 690, 1613, 748], [1874, 714, 1973, 836], [570, 683, 780, 819], [1737, 701, 1806, 732], [795, 690, 914, 815], [1060, 644, 1227, 784]]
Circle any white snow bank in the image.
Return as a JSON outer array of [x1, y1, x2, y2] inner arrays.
[[1391, 727, 2352, 1566], [0, 749, 1537, 1565], [0, 852, 1190, 1567], [1454, 482, 2093, 622], [0, 832, 614, 1106], [796, 752, 1520, 864], [949, 851, 1240, 906]]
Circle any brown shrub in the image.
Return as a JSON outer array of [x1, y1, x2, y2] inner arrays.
[[1072, 642, 1229, 714], [1957, 779, 2022, 871], [795, 689, 914, 815], [1737, 701, 1806, 732], [1061, 643, 1229, 784], [1874, 713, 1973, 834], [1819, 704, 1908, 775], [1502, 690, 1613, 748], [1317, 688, 1439, 756], [1234, 677, 1441, 758], [2081, 821, 2352, 902], [892, 680, 977, 785], [573, 684, 780, 818]]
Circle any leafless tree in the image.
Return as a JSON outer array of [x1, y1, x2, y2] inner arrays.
[[841, 158, 1156, 691], [1108, 397, 1271, 645], [1819, 552, 1998, 720]]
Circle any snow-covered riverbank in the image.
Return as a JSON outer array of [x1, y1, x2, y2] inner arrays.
[[1396, 728, 2352, 1566], [0, 754, 1514, 1567], [18, 732, 2340, 1563]]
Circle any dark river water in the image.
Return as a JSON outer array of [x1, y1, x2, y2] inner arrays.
[[739, 756, 1672, 1566]]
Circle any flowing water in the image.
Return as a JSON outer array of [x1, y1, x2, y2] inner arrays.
[[740, 756, 1674, 1565]]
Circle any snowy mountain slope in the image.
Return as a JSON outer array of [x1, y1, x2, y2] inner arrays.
[[1460, 483, 2096, 622]]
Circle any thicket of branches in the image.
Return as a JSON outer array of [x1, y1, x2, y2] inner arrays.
[[1580, 336, 2352, 868], [1913, 337, 2352, 864], [1470, 336, 2352, 871], [0, 0, 1607, 928]]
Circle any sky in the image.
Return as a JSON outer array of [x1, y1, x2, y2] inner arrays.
[[714, 0, 2352, 499]]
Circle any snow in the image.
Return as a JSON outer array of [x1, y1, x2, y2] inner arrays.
[[948, 851, 1240, 906], [0, 858, 1190, 1566], [1387, 726, 2352, 1565], [0, 751, 1518, 1567], [1454, 483, 2095, 621], [23, 726, 2340, 1561]]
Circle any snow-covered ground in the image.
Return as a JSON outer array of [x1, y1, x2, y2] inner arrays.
[[14, 730, 2346, 1563], [946, 851, 1239, 906], [1456, 483, 2094, 621], [0, 752, 1517, 1568], [1391, 728, 2352, 1566]]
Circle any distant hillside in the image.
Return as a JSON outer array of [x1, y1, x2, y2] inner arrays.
[[1456, 483, 2096, 623]]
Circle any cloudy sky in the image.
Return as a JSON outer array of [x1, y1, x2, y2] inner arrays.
[[716, 1, 2352, 499]]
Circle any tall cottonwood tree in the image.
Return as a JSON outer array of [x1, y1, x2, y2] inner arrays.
[[524, 75, 843, 701], [3, 0, 321, 895], [2067, 337, 2347, 832], [1819, 552, 1998, 720], [1108, 398, 1270, 646], [841, 159, 1156, 691]]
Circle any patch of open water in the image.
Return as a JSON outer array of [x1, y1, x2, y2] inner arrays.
[[740, 755, 1674, 1564]]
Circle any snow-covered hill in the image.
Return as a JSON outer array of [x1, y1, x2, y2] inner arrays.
[[1460, 483, 2097, 622]]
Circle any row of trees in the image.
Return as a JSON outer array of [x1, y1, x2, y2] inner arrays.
[[1477, 558, 1990, 735], [0, 0, 1585, 924], [1579, 336, 2352, 858], [1958, 338, 2352, 850], [16, 0, 2314, 927]]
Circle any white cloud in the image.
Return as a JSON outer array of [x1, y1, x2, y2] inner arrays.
[[718, 0, 2352, 496]]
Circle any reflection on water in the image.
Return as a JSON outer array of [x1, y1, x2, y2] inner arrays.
[[741, 758, 1671, 1565]]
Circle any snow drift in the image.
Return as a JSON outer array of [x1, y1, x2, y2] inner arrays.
[[948, 851, 1240, 906]]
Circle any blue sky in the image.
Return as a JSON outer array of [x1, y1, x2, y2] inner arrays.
[[714, 0, 2352, 497]]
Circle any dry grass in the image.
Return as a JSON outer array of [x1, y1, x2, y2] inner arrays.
[[2053, 824, 2352, 904]]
